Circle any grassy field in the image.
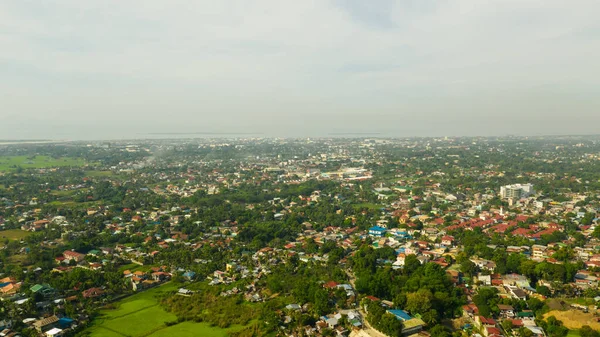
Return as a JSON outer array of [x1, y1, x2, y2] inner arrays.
[[558, 297, 597, 306], [117, 263, 154, 274], [544, 310, 600, 330], [148, 322, 230, 337], [7, 254, 29, 266], [88, 283, 179, 337], [352, 202, 384, 210], [51, 190, 80, 197], [0, 155, 86, 171], [0, 229, 32, 241], [87, 282, 243, 337], [567, 330, 581, 337]]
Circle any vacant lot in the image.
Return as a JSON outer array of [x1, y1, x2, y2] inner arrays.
[[148, 322, 231, 337], [87, 282, 244, 337], [0, 229, 31, 241], [352, 203, 384, 210], [95, 305, 177, 337], [88, 283, 179, 337], [544, 310, 600, 331], [0, 155, 86, 171], [0, 229, 32, 248]]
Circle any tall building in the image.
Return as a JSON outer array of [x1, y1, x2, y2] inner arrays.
[[500, 184, 534, 199]]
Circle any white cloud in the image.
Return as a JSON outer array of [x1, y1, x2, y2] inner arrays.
[[0, 0, 599, 139]]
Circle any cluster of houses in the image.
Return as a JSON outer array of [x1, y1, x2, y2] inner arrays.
[[3, 139, 600, 337]]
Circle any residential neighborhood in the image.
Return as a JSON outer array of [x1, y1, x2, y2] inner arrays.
[[1, 137, 600, 337]]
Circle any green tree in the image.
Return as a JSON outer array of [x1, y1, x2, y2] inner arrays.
[[580, 325, 600, 337], [430, 325, 451, 337], [406, 289, 433, 315]]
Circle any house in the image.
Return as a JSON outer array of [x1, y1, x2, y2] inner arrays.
[[470, 258, 496, 271], [151, 272, 171, 282], [498, 304, 515, 318], [476, 316, 497, 329], [486, 327, 503, 337], [182, 271, 196, 281], [508, 286, 528, 300], [57, 318, 74, 329], [82, 287, 104, 299], [369, 226, 387, 237], [33, 316, 59, 332], [322, 316, 337, 329], [87, 249, 101, 256], [525, 326, 546, 337], [0, 281, 20, 295], [462, 304, 479, 317], [46, 328, 63, 337], [477, 274, 492, 286], [286, 304, 301, 311], [394, 253, 406, 267], [387, 309, 426, 335], [63, 250, 85, 263], [178, 288, 194, 296], [441, 235, 454, 246], [30, 284, 55, 298], [323, 281, 339, 289], [531, 245, 548, 260]]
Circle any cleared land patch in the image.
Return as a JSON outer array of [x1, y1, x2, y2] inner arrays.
[[148, 322, 230, 337], [0, 155, 86, 171], [0, 229, 32, 242], [544, 310, 600, 331], [87, 282, 243, 337]]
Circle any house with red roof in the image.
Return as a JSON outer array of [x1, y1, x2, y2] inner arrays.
[[441, 235, 454, 246], [63, 250, 85, 263], [82, 287, 104, 298], [511, 228, 533, 237], [323, 281, 339, 289]]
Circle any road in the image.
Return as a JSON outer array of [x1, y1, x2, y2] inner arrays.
[[346, 269, 390, 337]]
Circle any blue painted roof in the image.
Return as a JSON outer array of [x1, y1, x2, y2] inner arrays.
[[369, 226, 386, 232], [388, 309, 412, 321]]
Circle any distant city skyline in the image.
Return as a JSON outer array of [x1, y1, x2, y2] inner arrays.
[[1, 1, 600, 140]]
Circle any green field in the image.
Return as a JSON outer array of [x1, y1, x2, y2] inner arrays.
[[0, 229, 32, 249], [148, 322, 230, 337], [87, 282, 241, 337], [0, 229, 32, 241], [88, 283, 179, 337], [352, 202, 384, 210], [51, 190, 80, 197], [567, 330, 581, 337], [0, 155, 86, 171]]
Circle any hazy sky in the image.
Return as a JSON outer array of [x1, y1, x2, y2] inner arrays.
[[1, 0, 599, 140]]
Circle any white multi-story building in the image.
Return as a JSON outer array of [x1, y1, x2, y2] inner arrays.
[[500, 183, 534, 199]]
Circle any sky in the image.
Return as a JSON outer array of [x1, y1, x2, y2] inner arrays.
[[1, 0, 599, 140]]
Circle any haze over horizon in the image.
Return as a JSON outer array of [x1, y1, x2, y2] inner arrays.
[[1, 0, 599, 140]]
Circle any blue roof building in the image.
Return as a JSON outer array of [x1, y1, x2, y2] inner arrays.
[[182, 271, 196, 280], [368, 226, 387, 237], [58, 317, 74, 329], [387, 309, 426, 335], [387, 309, 412, 321]]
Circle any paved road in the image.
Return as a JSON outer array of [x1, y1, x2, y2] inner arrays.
[[346, 269, 389, 337]]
